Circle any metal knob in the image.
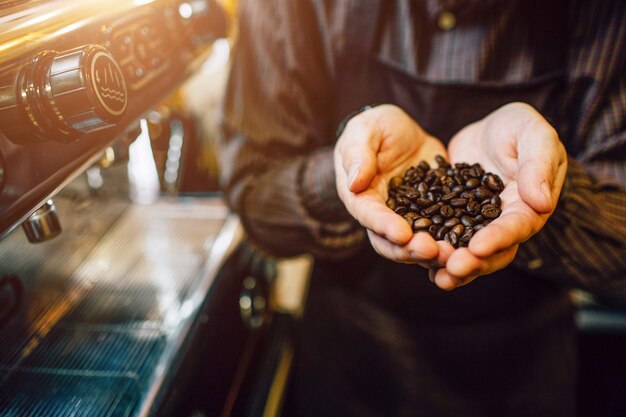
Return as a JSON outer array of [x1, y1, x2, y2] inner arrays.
[[0, 45, 127, 143], [47, 45, 128, 134], [21, 199, 62, 243]]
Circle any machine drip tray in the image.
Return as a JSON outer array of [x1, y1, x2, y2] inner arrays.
[[0, 194, 241, 417]]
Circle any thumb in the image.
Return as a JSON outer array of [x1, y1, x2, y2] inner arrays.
[[339, 119, 382, 193], [516, 125, 560, 214], [518, 160, 553, 214]]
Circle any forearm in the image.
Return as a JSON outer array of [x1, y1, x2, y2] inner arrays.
[[222, 141, 365, 259], [514, 156, 626, 299]]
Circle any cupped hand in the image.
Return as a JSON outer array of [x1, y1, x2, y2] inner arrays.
[[334, 104, 447, 264], [432, 102, 568, 290]]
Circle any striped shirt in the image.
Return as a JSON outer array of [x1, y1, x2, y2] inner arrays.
[[220, 0, 626, 300]]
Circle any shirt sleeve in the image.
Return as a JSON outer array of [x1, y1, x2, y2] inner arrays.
[[514, 157, 626, 299], [514, 53, 626, 300], [219, 0, 365, 259]]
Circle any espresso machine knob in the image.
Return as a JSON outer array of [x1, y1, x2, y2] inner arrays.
[[0, 45, 128, 143], [48, 45, 128, 134]]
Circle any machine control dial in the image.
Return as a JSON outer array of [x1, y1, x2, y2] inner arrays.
[[48, 45, 128, 133], [0, 45, 127, 143]]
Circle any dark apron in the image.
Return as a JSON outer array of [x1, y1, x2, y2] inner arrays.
[[286, 2, 576, 416]]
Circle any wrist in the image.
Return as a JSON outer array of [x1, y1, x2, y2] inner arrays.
[[301, 148, 353, 223], [335, 105, 375, 139]]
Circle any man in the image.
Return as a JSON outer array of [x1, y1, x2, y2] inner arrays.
[[220, 1, 626, 416]]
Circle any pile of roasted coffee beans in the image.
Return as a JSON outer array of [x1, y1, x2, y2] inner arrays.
[[386, 155, 504, 248]]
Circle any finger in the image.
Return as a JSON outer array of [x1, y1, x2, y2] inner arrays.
[[446, 246, 518, 278], [468, 203, 538, 257], [367, 230, 438, 263], [335, 150, 413, 245], [432, 268, 468, 291], [517, 121, 562, 214], [338, 116, 382, 193], [434, 240, 455, 267], [347, 190, 413, 244]]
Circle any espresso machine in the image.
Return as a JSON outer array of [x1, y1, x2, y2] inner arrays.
[[0, 1, 296, 416]]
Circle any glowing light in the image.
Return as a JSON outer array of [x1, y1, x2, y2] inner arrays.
[[201, 38, 231, 73], [128, 119, 160, 205], [52, 21, 84, 37], [178, 3, 193, 19]]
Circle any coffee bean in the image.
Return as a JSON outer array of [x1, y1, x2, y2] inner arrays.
[[444, 231, 459, 248], [417, 182, 429, 194], [390, 176, 404, 189], [459, 228, 474, 245], [465, 178, 480, 189], [441, 192, 458, 202], [422, 204, 440, 216], [451, 224, 465, 237], [484, 173, 504, 192], [481, 204, 501, 219], [404, 212, 418, 221], [452, 185, 465, 194], [466, 200, 480, 215], [387, 156, 502, 248], [415, 197, 433, 208], [440, 205, 455, 218], [444, 217, 460, 228], [450, 198, 468, 208], [460, 191, 474, 200], [413, 217, 433, 230], [426, 191, 438, 202], [435, 226, 449, 241], [460, 216, 475, 227], [474, 187, 493, 201], [405, 189, 419, 200]]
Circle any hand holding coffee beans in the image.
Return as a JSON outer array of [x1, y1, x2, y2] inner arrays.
[[386, 155, 504, 248]]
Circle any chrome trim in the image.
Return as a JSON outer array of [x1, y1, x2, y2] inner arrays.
[[136, 214, 243, 417]]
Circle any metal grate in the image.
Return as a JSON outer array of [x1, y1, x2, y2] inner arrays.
[[0, 195, 232, 417], [0, 370, 139, 417]]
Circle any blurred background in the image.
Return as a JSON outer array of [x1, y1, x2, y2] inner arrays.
[[0, 1, 624, 416]]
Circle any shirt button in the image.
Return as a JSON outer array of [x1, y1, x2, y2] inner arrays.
[[437, 11, 456, 31], [527, 258, 544, 270]]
